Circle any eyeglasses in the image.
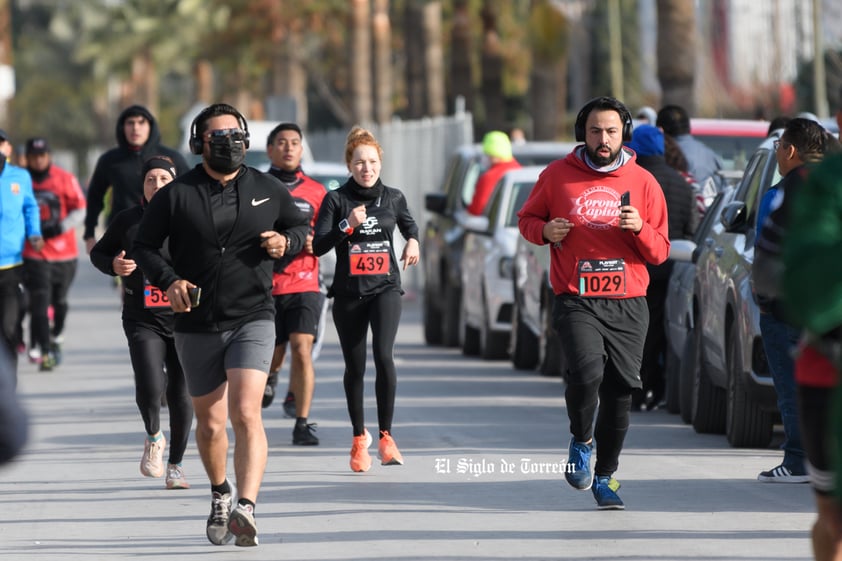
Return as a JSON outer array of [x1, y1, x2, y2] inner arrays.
[[205, 128, 247, 143], [773, 140, 789, 151]]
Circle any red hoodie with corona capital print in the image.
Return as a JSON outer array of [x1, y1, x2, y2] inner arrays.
[[517, 146, 670, 298]]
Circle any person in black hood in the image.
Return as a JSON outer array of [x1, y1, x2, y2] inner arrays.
[[84, 105, 189, 253]]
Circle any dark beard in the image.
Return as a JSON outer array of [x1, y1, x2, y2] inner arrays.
[[586, 144, 621, 167]]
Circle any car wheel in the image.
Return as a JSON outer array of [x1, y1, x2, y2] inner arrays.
[[511, 308, 539, 370], [691, 342, 726, 434], [479, 300, 509, 360], [423, 287, 443, 345], [664, 339, 682, 414], [725, 332, 774, 448], [678, 325, 699, 424], [442, 283, 461, 347], [539, 291, 565, 378], [462, 322, 480, 356]]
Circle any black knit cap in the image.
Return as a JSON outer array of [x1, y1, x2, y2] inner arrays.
[[143, 155, 177, 179]]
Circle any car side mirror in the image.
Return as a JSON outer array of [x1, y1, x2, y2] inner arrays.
[[720, 201, 748, 233], [425, 193, 447, 215], [462, 214, 490, 234], [669, 239, 697, 262]]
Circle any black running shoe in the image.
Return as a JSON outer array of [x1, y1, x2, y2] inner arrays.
[[282, 392, 296, 418], [292, 422, 319, 446]]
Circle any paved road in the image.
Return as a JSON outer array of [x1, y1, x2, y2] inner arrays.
[[0, 257, 816, 560]]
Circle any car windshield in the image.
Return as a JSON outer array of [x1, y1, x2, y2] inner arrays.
[[694, 134, 765, 173], [506, 181, 537, 227]]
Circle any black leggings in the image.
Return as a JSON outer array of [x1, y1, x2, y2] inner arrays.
[[332, 291, 402, 436], [23, 259, 76, 353], [123, 320, 193, 465], [554, 296, 647, 477], [0, 266, 22, 379]]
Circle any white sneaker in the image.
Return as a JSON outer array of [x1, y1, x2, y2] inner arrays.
[[165, 463, 189, 489], [140, 434, 166, 478], [228, 503, 258, 547]]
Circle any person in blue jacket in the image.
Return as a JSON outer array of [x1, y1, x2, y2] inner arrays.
[[0, 129, 43, 379]]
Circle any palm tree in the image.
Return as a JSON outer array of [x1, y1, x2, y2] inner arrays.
[[373, 0, 393, 124], [528, 0, 569, 140], [350, 0, 373, 124], [657, 0, 697, 112]]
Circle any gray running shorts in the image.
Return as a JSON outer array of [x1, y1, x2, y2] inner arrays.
[[175, 320, 274, 397]]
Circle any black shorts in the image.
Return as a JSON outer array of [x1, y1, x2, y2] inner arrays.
[[274, 292, 325, 345], [552, 295, 648, 389]]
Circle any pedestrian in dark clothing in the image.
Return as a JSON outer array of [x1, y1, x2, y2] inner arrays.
[[132, 103, 309, 547], [84, 105, 189, 253], [627, 124, 697, 410]]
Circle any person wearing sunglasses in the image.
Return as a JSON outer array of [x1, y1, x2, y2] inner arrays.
[[133, 103, 310, 547]]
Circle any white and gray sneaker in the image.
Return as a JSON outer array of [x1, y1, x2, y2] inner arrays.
[[228, 503, 259, 547], [206, 491, 233, 545]]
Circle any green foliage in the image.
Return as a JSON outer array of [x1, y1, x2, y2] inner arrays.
[[9, 4, 98, 155], [528, 0, 569, 62], [587, 0, 643, 105]]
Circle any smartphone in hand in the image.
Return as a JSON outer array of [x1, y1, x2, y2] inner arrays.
[[620, 191, 630, 206], [189, 287, 202, 308]]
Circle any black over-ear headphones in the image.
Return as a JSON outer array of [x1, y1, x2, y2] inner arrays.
[[189, 103, 251, 155], [574, 96, 633, 143]]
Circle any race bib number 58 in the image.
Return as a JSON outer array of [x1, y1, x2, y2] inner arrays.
[[578, 259, 626, 297], [144, 278, 170, 308]]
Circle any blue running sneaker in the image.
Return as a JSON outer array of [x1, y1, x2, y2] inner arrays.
[[592, 476, 624, 510], [565, 439, 594, 490]]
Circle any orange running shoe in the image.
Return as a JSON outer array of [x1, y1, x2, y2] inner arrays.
[[349, 429, 372, 472], [378, 431, 404, 466]]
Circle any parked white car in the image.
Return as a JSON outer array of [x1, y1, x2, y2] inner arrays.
[[459, 166, 546, 359]]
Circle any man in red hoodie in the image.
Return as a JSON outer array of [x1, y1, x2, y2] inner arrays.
[[518, 96, 669, 510], [466, 131, 521, 215]]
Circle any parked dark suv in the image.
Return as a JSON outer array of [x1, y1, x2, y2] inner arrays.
[[689, 132, 782, 447], [422, 142, 569, 346]]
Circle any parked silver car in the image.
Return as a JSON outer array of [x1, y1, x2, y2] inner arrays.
[[689, 132, 783, 447], [460, 167, 545, 359], [510, 235, 566, 376]]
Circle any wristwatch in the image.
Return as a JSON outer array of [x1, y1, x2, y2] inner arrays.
[[339, 218, 354, 235]]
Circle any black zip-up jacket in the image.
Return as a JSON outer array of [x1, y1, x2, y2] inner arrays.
[[132, 165, 309, 333], [90, 203, 175, 336], [84, 105, 189, 240], [313, 178, 418, 298]]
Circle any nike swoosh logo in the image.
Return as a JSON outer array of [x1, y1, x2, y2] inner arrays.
[[251, 197, 270, 206]]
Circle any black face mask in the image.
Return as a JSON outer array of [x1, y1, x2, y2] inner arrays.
[[206, 138, 246, 174]]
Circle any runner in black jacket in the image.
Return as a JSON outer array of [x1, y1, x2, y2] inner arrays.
[[90, 156, 193, 490], [131, 104, 309, 548], [313, 126, 419, 473], [84, 105, 189, 253]]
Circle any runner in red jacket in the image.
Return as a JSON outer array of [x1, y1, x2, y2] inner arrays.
[[263, 122, 327, 448], [518, 97, 669, 510], [21, 137, 86, 371]]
